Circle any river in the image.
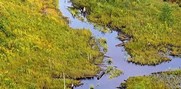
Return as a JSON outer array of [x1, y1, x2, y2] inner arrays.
[[59, 0, 181, 89]]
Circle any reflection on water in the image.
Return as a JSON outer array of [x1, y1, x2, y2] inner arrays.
[[59, 0, 181, 89]]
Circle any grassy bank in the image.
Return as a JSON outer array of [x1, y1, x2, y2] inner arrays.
[[121, 69, 181, 89], [0, 0, 103, 88], [71, 0, 181, 65]]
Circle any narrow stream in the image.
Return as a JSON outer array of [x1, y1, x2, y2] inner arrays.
[[59, 0, 181, 89]]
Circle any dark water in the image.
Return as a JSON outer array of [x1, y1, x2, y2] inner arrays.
[[59, 0, 181, 89]]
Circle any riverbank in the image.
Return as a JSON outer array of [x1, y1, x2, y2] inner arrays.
[[121, 69, 181, 89], [0, 0, 103, 88], [71, 0, 181, 65]]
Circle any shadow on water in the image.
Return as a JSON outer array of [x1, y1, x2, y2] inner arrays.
[[59, 0, 181, 89]]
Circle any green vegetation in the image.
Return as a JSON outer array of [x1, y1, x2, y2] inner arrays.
[[159, 3, 173, 26], [121, 69, 181, 89], [105, 66, 122, 79], [71, 0, 181, 65], [98, 37, 108, 53], [164, 0, 181, 7], [68, 7, 79, 17], [94, 25, 111, 33], [0, 0, 103, 88]]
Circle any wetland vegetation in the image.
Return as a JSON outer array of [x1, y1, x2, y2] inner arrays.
[[1, 0, 181, 89]]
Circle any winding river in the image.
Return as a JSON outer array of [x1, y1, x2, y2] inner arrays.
[[59, 0, 181, 89]]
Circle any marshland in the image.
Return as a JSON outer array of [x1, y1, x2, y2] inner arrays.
[[0, 0, 181, 89]]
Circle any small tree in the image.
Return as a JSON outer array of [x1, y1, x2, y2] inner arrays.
[[159, 3, 174, 26]]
